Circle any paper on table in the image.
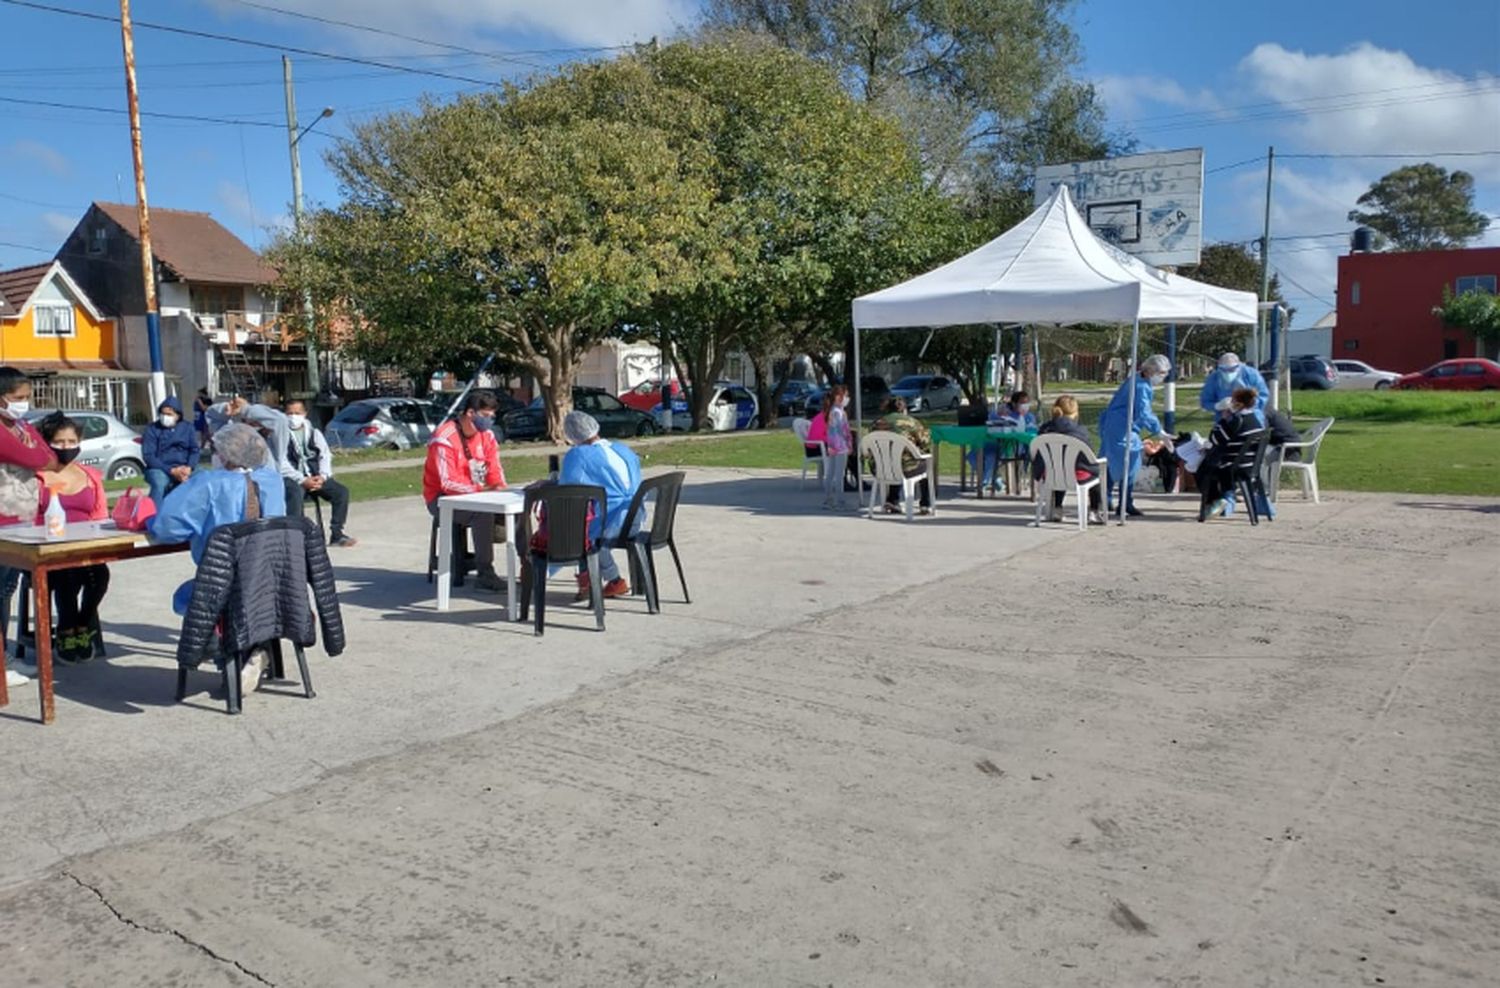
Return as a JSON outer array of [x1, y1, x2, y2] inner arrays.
[[0, 520, 126, 545], [1176, 433, 1208, 473]]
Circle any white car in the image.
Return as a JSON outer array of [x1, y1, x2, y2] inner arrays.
[[1331, 359, 1399, 390], [655, 382, 760, 432]]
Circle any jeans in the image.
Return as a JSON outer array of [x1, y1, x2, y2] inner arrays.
[[286, 477, 352, 538], [822, 452, 849, 504], [52, 564, 110, 629], [145, 467, 189, 506]]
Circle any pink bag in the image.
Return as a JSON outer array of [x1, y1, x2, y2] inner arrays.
[[111, 487, 157, 531]]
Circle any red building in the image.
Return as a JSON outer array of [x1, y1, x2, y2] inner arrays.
[[1334, 246, 1499, 372]]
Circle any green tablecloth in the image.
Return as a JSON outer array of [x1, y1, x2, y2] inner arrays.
[[927, 426, 1038, 499]]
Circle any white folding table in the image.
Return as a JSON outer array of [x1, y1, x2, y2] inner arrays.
[[434, 490, 525, 620]]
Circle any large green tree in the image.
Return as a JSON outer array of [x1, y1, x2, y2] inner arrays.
[[280, 60, 717, 440], [702, 0, 1086, 192], [1348, 163, 1490, 251]]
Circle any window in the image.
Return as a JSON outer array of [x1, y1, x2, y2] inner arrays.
[[77, 416, 107, 440], [595, 394, 624, 413], [87, 226, 107, 256], [1343, 339, 1359, 350], [1456, 275, 1497, 295], [33, 305, 75, 337], [387, 403, 424, 426], [1350, 281, 1361, 305], [1433, 361, 1458, 376], [1461, 363, 1485, 376], [1443, 340, 1459, 360], [574, 392, 600, 412], [189, 284, 244, 321]]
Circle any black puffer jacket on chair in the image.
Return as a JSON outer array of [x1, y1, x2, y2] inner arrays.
[[176, 515, 345, 668]]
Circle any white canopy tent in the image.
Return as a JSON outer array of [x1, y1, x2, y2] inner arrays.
[[849, 184, 1258, 521]]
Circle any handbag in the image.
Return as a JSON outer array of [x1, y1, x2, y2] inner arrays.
[[0, 463, 38, 520], [111, 486, 157, 531]]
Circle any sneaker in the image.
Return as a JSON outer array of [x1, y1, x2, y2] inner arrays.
[[328, 532, 359, 548], [601, 577, 629, 599], [1048, 507, 1063, 523], [240, 646, 268, 697], [821, 499, 835, 511], [1209, 499, 1229, 518], [9, 657, 38, 678], [475, 568, 505, 592], [5, 667, 28, 688], [1088, 510, 1105, 525], [53, 630, 82, 665], [1125, 505, 1145, 518], [574, 572, 591, 601]]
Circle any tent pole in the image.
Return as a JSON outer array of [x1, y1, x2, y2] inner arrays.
[[852, 325, 863, 444], [1164, 324, 1177, 434], [1119, 318, 1140, 526], [993, 326, 1002, 410], [1032, 325, 1042, 404]]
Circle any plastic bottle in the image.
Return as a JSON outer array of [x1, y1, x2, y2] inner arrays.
[[44, 493, 66, 540]]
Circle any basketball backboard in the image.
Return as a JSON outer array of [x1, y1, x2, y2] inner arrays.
[[1034, 148, 1204, 266]]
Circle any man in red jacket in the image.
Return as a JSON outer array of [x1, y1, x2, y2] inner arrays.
[[423, 390, 507, 590]]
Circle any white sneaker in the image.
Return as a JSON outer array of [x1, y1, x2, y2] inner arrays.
[[9, 657, 38, 677], [5, 668, 29, 688], [240, 647, 268, 697]]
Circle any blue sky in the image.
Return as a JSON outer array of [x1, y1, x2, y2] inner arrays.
[[1, 0, 1497, 323]]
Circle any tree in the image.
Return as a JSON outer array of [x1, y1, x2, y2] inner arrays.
[[1348, 164, 1490, 251], [702, 0, 1085, 190], [1435, 285, 1500, 356], [278, 60, 718, 440]]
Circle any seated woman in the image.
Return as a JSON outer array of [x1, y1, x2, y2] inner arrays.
[[35, 413, 110, 662], [1196, 387, 1265, 521], [872, 397, 932, 514], [973, 390, 1036, 493], [1031, 396, 1103, 525]]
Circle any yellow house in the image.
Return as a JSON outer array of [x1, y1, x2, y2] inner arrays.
[[0, 260, 117, 368]]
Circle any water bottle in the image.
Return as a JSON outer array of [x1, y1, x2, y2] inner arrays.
[[44, 493, 66, 540]]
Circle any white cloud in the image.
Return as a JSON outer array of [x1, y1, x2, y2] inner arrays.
[[215, 181, 287, 247], [1239, 43, 1500, 176], [40, 211, 78, 238], [212, 0, 690, 52], [1094, 74, 1221, 122], [2, 139, 71, 177]]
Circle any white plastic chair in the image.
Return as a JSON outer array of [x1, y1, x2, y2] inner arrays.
[[792, 417, 825, 489], [1029, 433, 1106, 531], [859, 431, 934, 521], [1275, 417, 1333, 504]]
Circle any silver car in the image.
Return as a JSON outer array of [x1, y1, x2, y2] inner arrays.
[[889, 374, 962, 412], [25, 409, 145, 480], [1331, 359, 1399, 390], [324, 397, 447, 450]]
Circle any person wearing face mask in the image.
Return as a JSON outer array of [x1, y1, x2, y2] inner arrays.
[[282, 399, 356, 547], [35, 413, 111, 662], [142, 395, 200, 507], [815, 384, 854, 510], [559, 410, 642, 600], [1199, 352, 1269, 417], [0, 367, 59, 689], [422, 389, 507, 591], [1098, 354, 1173, 518]]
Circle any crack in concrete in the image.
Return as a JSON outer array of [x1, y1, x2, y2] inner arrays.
[[61, 871, 276, 986]]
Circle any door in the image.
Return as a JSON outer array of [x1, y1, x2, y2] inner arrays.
[[1458, 363, 1487, 391], [591, 393, 632, 436], [1427, 364, 1459, 390], [386, 402, 427, 447], [727, 387, 757, 429], [708, 387, 736, 431]]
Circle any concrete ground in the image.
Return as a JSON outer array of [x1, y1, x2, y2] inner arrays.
[[0, 470, 1496, 987]]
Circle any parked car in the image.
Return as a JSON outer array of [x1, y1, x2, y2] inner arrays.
[[1261, 356, 1338, 390], [325, 397, 449, 450], [889, 373, 962, 412], [655, 381, 759, 432], [1331, 359, 1399, 390], [619, 379, 685, 413], [805, 376, 891, 416], [774, 379, 819, 417], [1395, 358, 1500, 391], [503, 387, 662, 442], [24, 409, 144, 480]]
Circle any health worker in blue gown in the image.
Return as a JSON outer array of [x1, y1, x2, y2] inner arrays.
[[1200, 352, 1269, 416], [1098, 354, 1172, 518]]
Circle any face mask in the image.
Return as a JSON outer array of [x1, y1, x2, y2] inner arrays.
[[287, 413, 307, 429], [472, 414, 495, 433], [2, 400, 29, 419], [1149, 374, 1167, 386], [838, 396, 850, 408], [1018, 403, 1031, 415], [50, 446, 80, 466], [160, 413, 178, 427], [1219, 366, 1239, 381]]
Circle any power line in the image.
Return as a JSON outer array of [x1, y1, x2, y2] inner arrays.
[[1127, 76, 1498, 127], [0, 189, 75, 209], [1205, 155, 1265, 176], [0, 94, 285, 128], [217, 0, 632, 63], [0, 240, 53, 254], [1276, 267, 1335, 300], [0, 0, 507, 87], [1137, 83, 1500, 135]]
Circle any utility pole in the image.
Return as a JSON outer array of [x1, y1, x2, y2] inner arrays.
[[119, 0, 165, 408], [283, 56, 333, 408], [1256, 146, 1275, 367]]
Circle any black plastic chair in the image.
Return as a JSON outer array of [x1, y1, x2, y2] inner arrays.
[[1200, 428, 1271, 526], [611, 472, 689, 615], [517, 484, 607, 636], [177, 638, 314, 716]]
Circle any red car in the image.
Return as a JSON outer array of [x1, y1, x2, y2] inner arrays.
[[619, 379, 685, 412], [1394, 358, 1500, 391]]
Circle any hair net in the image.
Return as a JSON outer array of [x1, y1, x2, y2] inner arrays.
[[563, 410, 600, 444], [213, 422, 269, 470], [1218, 352, 1241, 369], [1140, 354, 1171, 376]]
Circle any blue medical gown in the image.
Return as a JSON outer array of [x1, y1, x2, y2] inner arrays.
[[1098, 377, 1162, 490], [1199, 364, 1269, 413], [560, 440, 642, 541], [148, 465, 287, 613]]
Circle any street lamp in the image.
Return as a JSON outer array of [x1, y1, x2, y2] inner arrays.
[[283, 54, 333, 404]]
